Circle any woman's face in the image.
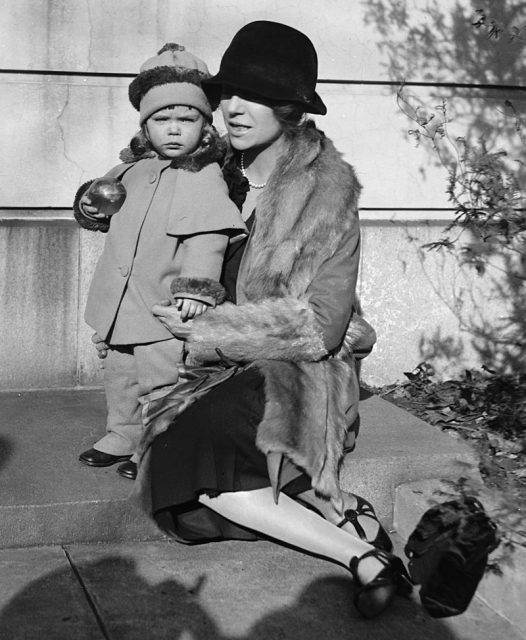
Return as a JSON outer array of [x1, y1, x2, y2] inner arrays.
[[220, 89, 284, 152]]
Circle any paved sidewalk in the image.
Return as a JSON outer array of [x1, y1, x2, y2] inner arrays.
[[1, 539, 524, 640], [0, 387, 522, 638]]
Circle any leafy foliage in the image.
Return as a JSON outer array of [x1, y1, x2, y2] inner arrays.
[[395, 13, 526, 374], [364, 0, 526, 566], [363, 2, 526, 374], [380, 362, 526, 439], [365, 362, 526, 555], [397, 89, 526, 273], [471, 8, 526, 42]]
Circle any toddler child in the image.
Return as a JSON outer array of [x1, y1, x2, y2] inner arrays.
[[73, 43, 247, 480]]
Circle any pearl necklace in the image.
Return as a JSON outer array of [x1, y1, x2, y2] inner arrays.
[[240, 153, 267, 189]]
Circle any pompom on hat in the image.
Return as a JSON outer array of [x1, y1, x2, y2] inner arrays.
[[129, 43, 213, 124], [202, 21, 327, 115]]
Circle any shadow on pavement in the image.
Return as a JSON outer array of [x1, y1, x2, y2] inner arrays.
[[0, 436, 14, 473], [0, 554, 463, 640]]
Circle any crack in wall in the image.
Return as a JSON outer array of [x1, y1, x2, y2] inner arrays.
[[85, 0, 95, 72], [56, 84, 86, 182]]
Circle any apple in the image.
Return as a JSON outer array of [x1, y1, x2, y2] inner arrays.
[[86, 178, 127, 215]]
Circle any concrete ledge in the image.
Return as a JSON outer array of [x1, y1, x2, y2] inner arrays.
[[0, 389, 478, 549], [394, 478, 526, 635], [340, 394, 479, 523], [0, 499, 162, 549], [0, 389, 163, 549]]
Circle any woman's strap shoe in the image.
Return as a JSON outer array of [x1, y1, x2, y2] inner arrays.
[[79, 448, 132, 467], [337, 495, 393, 552], [349, 549, 413, 619], [117, 460, 137, 480]]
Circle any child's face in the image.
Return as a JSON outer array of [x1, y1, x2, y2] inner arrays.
[[145, 106, 206, 158]]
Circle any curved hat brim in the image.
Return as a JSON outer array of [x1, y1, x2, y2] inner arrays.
[[202, 72, 327, 116]]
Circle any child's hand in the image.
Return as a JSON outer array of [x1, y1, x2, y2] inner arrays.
[[91, 332, 108, 359], [173, 298, 208, 321], [79, 193, 106, 219]]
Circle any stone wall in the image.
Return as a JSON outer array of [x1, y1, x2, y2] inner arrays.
[[1, 0, 524, 389]]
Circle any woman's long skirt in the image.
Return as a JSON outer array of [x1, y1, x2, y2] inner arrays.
[[150, 367, 310, 542]]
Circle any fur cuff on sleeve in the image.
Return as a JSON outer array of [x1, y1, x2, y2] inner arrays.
[[73, 180, 111, 232], [187, 297, 328, 364], [170, 277, 226, 307]]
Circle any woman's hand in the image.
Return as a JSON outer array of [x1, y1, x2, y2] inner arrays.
[[91, 332, 108, 359], [152, 300, 194, 339]]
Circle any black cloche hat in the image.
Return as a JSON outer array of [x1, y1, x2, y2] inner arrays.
[[202, 21, 327, 115]]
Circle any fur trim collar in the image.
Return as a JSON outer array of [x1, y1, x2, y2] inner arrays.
[[238, 120, 362, 300], [118, 125, 226, 172]]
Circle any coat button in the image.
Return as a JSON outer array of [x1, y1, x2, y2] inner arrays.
[[118, 266, 129, 277], [149, 173, 157, 183]]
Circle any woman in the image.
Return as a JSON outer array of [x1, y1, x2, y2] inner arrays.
[[128, 21, 412, 618]]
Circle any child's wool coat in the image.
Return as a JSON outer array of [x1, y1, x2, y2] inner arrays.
[[74, 132, 247, 345]]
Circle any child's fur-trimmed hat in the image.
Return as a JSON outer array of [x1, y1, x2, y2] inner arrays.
[[129, 43, 213, 124]]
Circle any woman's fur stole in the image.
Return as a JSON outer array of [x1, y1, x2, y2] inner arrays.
[[185, 121, 367, 504], [187, 121, 365, 361]]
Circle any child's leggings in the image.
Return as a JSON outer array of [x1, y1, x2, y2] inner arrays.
[[93, 338, 182, 460]]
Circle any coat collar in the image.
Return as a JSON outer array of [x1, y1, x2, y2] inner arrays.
[[118, 126, 227, 172]]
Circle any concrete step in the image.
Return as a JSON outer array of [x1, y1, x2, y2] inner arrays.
[[0, 389, 162, 549], [339, 392, 479, 522], [0, 388, 478, 549], [394, 478, 526, 636]]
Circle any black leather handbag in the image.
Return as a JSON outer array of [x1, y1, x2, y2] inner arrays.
[[404, 496, 499, 618]]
